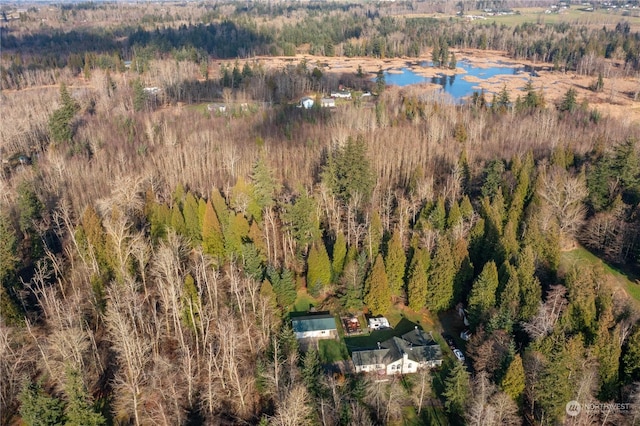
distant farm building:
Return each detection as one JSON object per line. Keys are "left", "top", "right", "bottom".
{"left": 331, "top": 91, "right": 352, "bottom": 99}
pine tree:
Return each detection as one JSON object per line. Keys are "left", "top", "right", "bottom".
{"left": 385, "top": 230, "right": 406, "bottom": 298}
{"left": 268, "top": 266, "right": 297, "bottom": 310}
{"left": 181, "top": 273, "right": 199, "bottom": 331}
{"left": 63, "top": 368, "right": 106, "bottom": 426}
{"left": 447, "top": 200, "right": 462, "bottom": 229}
{"left": 429, "top": 196, "right": 446, "bottom": 230}
{"left": 201, "top": 199, "right": 224, "bottom": 259}
{"left": 517, "top": 246, "right": 541, "bottom": 321}
{"left": 443, "top": 362, "right": 470, "bottom": 416}
{"left": 427, "top": 238, "right": 455, "bottom": 312}
{"left": 468, "top": 261, "right": 499, "bottom": 327}
{"left": 170, "top": 205, "right": 187, "bottom": 236}
{"left": 364, "top": 254, "right": 391, "bottom": 315}
{"left": 331, "top": 230, "right": 347, "bottom": 279}
{"left": 623, "top": 326, "right": 640, "bottom": 381}
{"left": 306, "top": 240, "right": 332, "bottom": 296}
{"left": 367, "top": 212, "right": 383, "bottom": 259}
{"left": 182, "top": 191, "right": 202, "bottom": 245}
{"left": 49, "top": 83, "right": 79, "bottom": 144}
{"left": 210, "top": 187, "right": 230, "bottom": 232}
{"left": 407, "top": 251, "right": 428, "bottom": 311}
{"left": 224, "top": 212, "right": 250, "bottom": 259}
{"left": 322, "top": 136, "right": 374, "bottom": 203}
{"left": 19, "top": 380, "right": 65, "bottom": 426}
{"left": 559, "top": 87, "right": 578, "bottom": 112}
{"left": 250, "top": 156, "right": 278, "bottom": 222}
{"left": 283, "top": 189, "right": 319, "bottom": 253}
{"left": 500, "top": 354, "right": 525, "bottom": 403}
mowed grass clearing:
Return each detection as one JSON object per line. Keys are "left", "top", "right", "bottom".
{"left": 561, "top": 246, "right": 640, "bottom": 307}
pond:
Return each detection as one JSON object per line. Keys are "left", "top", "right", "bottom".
{"left": 381, "top": 59, "right": 535, "bottom": 102}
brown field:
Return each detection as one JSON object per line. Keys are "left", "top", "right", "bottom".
{"left": 210, "top": 49, "right": 640, "bottom": 122}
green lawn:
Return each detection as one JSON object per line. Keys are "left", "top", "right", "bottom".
{"left": 344, "top": 304, "right": 442, "bottom": 351}
{"left": 467, "top": 7, "right": 640, "bottom": 29}
{"left": 293, "top": 291, "right": 318, "bottom": 312}
{"left": 318, "top": 339, "right": 349, "bottom": 363}
{"left": 561, "top": 246, "right": 640, "bottom": 306}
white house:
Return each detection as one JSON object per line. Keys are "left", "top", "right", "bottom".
{"left": 320, "top": 98, "right": 336, "bottom": 108}
{"left": 331, "top": 91, "right": 352, "bottom": 99}
{"left": 352, "top": 328, "right": 443, "bottom": 375}
{"left": 291, "top": 314, "right": 337, "bottom": 340}
{"left": 299, "top": 97, "right": 315, "bottom": 109}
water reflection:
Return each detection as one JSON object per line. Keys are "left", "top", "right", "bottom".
{"left": 380, "top": 59, "right": 535, "bottom": 101}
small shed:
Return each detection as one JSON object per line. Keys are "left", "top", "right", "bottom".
{"left": 291, "top": 314, "right": 337, "bottom": 340}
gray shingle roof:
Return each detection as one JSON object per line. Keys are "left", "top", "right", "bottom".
{"left": 352, "top": 329, "right": 442, "bottom": 366}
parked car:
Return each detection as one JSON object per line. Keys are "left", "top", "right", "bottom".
{"left": 453, "top": 349, "right": 465, "bottom": 362}
{"left": 460, "top": 330, "right": 472, "bottom": 341}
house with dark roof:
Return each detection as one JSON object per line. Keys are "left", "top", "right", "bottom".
{"left": 291, "top": 314, "right": 338, "bottom": 340}
{"left": 351, "top": 328, "right": 443, "bottom": 375}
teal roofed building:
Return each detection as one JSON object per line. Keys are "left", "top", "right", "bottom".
{"left": 291, "top": 314, "right": 338, "bottom": 340}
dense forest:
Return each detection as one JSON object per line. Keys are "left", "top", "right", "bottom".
{"left": 3, "top": 0, "right": 640, "bottom": 90}
{"left": 2, "top": 1, "right": 640, "bottom": 426}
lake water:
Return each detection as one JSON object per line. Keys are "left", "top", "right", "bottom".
{"left": 381, "top": 60, "right": 533, "bottom": 101}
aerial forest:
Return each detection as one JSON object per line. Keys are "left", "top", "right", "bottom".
{"left": 1, "top": 1, "right": 640, "bottom": 425}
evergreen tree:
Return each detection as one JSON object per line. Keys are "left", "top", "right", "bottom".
{"left": 427, "top": 238, "right": 455, "bottom": 312}
{"left": 467, "top": 261, "right": 499, "bottom": 327}
{"left": 498, "top": 262, "right": 520, "bottom": 320}
{"left": 407, "top": 251, "right": 428, "bottom": 311}
{"left": 0, "top": 213, "right": 22, "bottom": 324}
{"left": 364, "top": 254, "right": 391, "bottom": 315}
{"left": 249, "top": 156, "right": 278, "bottom": 221}
{"left": 242, "top": 243, "right": 264, "bottom": 281}
{"left": 224, "top": 212, "right": 250, "bottom": 259}
{"left": 306, "top": 240, "right": 332, "bottom": 296}
{"left": 447, "top": 200, "right": 462, "bottom": 229}
{"left": 63, "top": 368, "right": 106, "bottom": 426}
{"left": 210, "top": 188, "right": 230, "bottom": 232}
{"left": 385, "top": 230, "right": 406, "bottom": 298}
{"left": 443, "top": 362, "right": 470, "bottom": 416}
{"left": 181, "top": 273, "right": 199, "bottom": 331}
{"left": 429, "top": 196, "right": 446, "bottom": 230}
{"left": 182, "top": 191, "right": 202, "bottom": 245}
{"left": 623, "top": 326, "right": 640, "bottom": 381}
{"left": 375, "top": 68, "right": 386, "bottom": 94}
{"left": 201, "top": 199, "right": 225, "bottom": 260}
{"left": 132, "top": 79, "right": 147, "bottom": 112}
{"left": 322, "top": 136, "right": 374, "bottom": 204}
{"left": 170, "top": 205, "right": 186, "bottom": 236}
{"left": 0, "top": 213, "right": 17, "bottom": 285}
{"left": 500, "top": 354, "right": 525, "bottom": 403}
{"left": 302, "top": 349, "right": 325, "bottom": 398}
{"left": 559, "top": 87, "right": 578, "bottom": 112}
{"left": 283, "top": 189, "right": 319, "bottom": 253}
{"left": 367, "top": 212, "right": 383, "bottom": 260}
{"left": 268, "top": 266, "right": 297, "bottom": 310}
{"left": 331, "top": 230, "right": 347, "bottom": 278}
{"left": 48, "top": 83, "right": 79, "bottom": 144}
{"left": 517, "top": 246, "right": 541, "bottom": 321}
{"left": 19, "top": 381, "right": 65, "bottom": 426}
